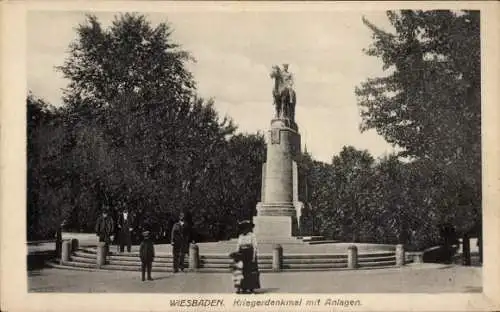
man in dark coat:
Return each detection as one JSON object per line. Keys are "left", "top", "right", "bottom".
{"left": 117, "top": 207, "right": 134, "bottom": 253}
{"left": 95, "top": 207, "right": 115, "bottom": 254}
{"left": 171, "top": 213, "right": 190, "bottom": 272}
{"left": 140, "top": 230, "right": 155, "bottom": 281}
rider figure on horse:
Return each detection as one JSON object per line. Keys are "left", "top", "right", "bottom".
{"left": 281, "top": 64, "right": 294, "bottom": 93}
{"left": 270, "top": 64, "right": 296, "bottom": 120}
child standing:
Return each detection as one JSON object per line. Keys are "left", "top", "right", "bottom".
{"left": 139, "top": 230, "right": 155, "bottom": 281}
{"left": 229, "top": 251, "right": 244, "bottom": 293}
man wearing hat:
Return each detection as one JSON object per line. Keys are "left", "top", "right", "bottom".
{"left": 117, "top": 206, "right": 134, "bottom": 253}
{"left": 95, "top": 206, "right": 115, "bottom": 255}
{"left": 171, "top": 212, "right": 190, "bottom": 272}
{"left": 140, "top": 230, "right": 155, "bottom": 281}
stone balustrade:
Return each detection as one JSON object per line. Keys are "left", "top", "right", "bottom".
{"left": 54, "top": 239, "right": 405, "bottom": 272}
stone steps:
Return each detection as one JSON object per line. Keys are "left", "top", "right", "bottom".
{"left": 283, "top": 258, "right": 347, "bottom": 265}
{"left": 47, "top": 261, "right": 102, "bottom": 272}
{"left": 299, "top": 236, "right": 325, "bottom": 241}
{"left": 74, "top": 250, "right": 273, "bottom": 263}
{"left": 282, "top": 253, "right": 347, "bottom": 259}
{"left": 308, "top": 240, "right": 339, "bottom": 245}
{"left": 71, "top": 253, "right": 395, "bottom": 267}
{"left": 50, "top": 260, "right": 268, "bottom": 273}
{"left": 282, "top": 263, "right": 347, "bottom": 269}
{"left": 359, "top": 260, "right": 397, "bottom": 267}
{"left": 358, "top": 252, "right": 396, "bottom": 258}
{"left": 201, "top": 263, "right": 272, "bottom": 270}
{"left": 201, "top": 254, "right": 272, "bottom": 259}
{"left": 359, "top": 255, "right": 397, "bottom": 262}
{"left": 54, "top": 247, "right": 399, "bottom": 273}
{"left": 49, "top": 260, "right": 398, "bottom": 273}
{"left": 70, "top": 255, "right": 99, "bottom": 264}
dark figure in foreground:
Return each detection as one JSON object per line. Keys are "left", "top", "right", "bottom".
{"left": 118, "top": 207, "right": 134, "bottom": 253}
{"left": 140, "top": 230, "right": 155, "bottom": 281}
{"left": 439, "top": 223, "right": 459, "bottom": 263}
{"left": 229, "top": 251, "right": 244, "bottom": 294}
{"left": 236, "top": 220, "right": 260, "bottom": 293}
{"left": 95, "top": 207, "right": 115, "bottom": 255}
{"left": 171, "top": 213, "right": 190, "bottom": 272}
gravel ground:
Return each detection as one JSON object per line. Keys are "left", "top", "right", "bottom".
{"left": 28, "top": 264, "right": 482, "bottom": 293}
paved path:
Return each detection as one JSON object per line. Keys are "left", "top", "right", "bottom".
{"left": 28, "top": 264, "right": 482, "bottom": 293}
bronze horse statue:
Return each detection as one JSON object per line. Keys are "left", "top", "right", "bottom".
{"left": 270, "top": 65, "right": 296, "bottom": 120}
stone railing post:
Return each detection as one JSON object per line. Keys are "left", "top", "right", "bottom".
{"left": 413, "top": 253, "right": 423, "bottom": 264}
{"left": 96, "top": 242, "right": 107, "bottom": 268}
{"left": 70, "top": 239, "right": 79, "bottom": 254}
{"left": 347, "top": 245, "right": 358, "bottom": 269}
{"left": 60, "top": 240, "right": 71, "bottom": 264}
{"left": 189, "top": 243, "right": 199, "bottom": 272}
{"left": 395, "top": 244, "right": 405, "bottom": 266}
{"left": 272, "top": 244, "right": 283, "bottom": 272}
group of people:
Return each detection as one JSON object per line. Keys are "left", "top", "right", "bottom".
{"left": 95, "top": 207, "right": 261, "bottom": 291}
{"left": 94, "top": 206, "right": 136, "bottom": 253}
{"left": 95, "top": 208, "right": 192, "bottom": 281}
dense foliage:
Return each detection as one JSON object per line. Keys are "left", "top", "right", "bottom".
{"left": 27, "top": 13, "right": 264, "bottom": 241}
{"left": 355, "top": 10, "right": 481, "bottom": 235}
{"left": 299, "top": 146, "right": 469, "bottom": 251}
{"left": 301, "top": 10, "right": 481, "bottom": 250}
{"left": 27, "top": 94, "right": 73, "bottom": 239}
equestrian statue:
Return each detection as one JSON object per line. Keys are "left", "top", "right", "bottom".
{"left": 270, "top": 64, "right": 296, "bottom": 121}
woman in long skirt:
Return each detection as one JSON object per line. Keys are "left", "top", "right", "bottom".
{"left": 236, "top": 220, "right": 260, "bottom": 293}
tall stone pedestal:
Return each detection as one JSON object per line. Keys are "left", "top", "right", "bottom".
{"left": 254, "top": 118, "right": 303, "bottom": 243}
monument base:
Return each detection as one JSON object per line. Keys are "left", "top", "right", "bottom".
{"left": 253, "top": 214, "right": 301, "bottom": 244}
{"left": 254, "top": 215, "right": 292, "bottom": 238}
{"left": 256, "top": 202, "right": 296, "bottom": 216}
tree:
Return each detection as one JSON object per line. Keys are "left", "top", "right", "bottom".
{"left": 307, "top": 147, "right": 443, "bottom": 249}
{"left": 356, "top": 11, "right": 481, "bottom": 235}
{"left": 307, "top": 160, "right": 336, "bottom": 239}
{"left": 28, "top": 13, "right": 271, "bottom": 242}
{"left": 27, "top": 93, "right": 75, "bottom": 239}
{"left": 331, "top": 146, "right": 375, "bottom": 242}
{"left": 367, "top": 156, "right": 441, "bottom": 249}
{"left": 58, "top": 13, "right": 195, "bottom": 112}
{"left": 53, "top": 13, "right": 237, "bottom": 238}
{"left": 309, "top": 146, "right": 375, "bottom": 241}
{"left": 191, "top": 133, "right": 265, "bottom": 241}
{"left": 295, "top": 148, "right": 316, "bottom": 235}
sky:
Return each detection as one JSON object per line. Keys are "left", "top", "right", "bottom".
{"left": 27, "top": 10, "right": 397, "bottom": 163}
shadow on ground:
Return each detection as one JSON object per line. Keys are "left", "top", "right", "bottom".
{"left": 254, "top": 288, "right": 279, "bottom": 294}
{"left": 150, "top": 275, "right": 172, "bottom": 281}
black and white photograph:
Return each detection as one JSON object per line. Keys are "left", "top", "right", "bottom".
{"left": 1, "top": 1, "right": 499, "bottom": 311}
